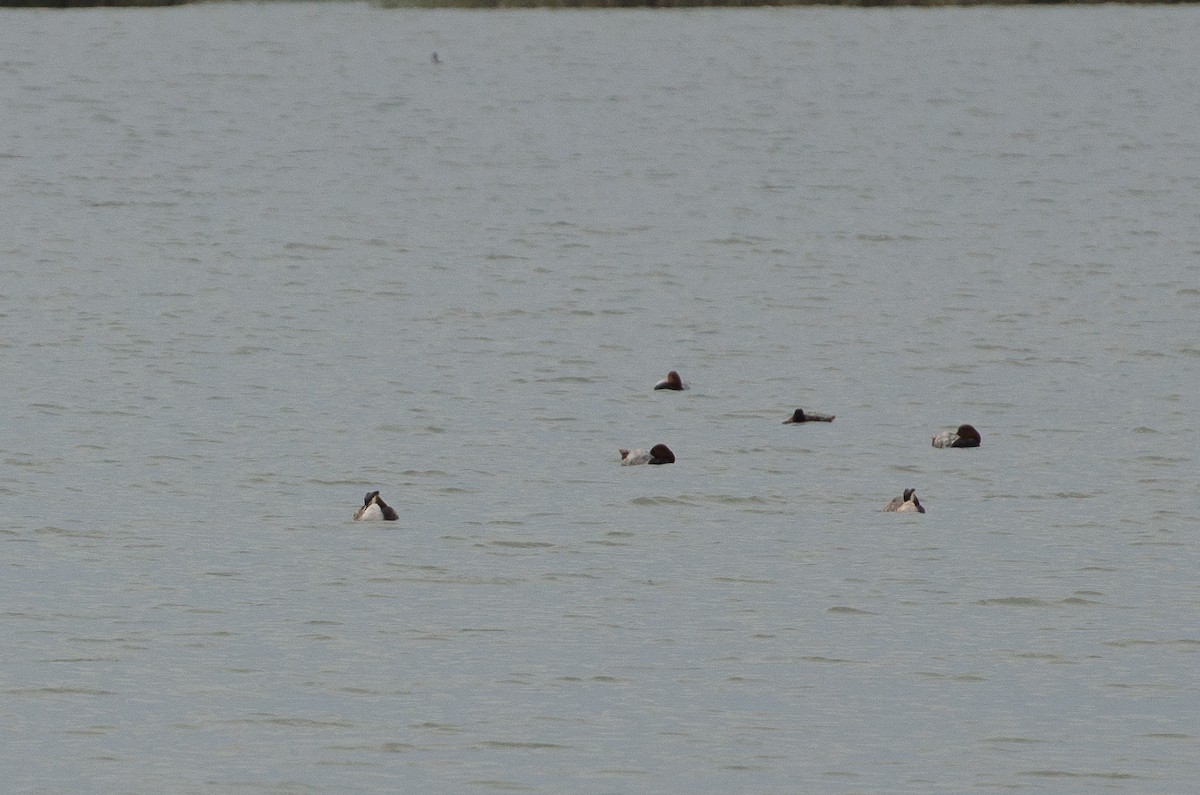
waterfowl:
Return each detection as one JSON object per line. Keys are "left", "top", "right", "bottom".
{"left": 353, "top": 490, "right": 399, "bottom": 521}
{"left": 931, "top": 424, "right": 981, "bottom": 448}
{"left": 619, "top": 444, "right": 676, "bottom": 465}
{"left": 884, "top": 488, "right": 925, "bottom": 513}
{"left": 783, "top": 408, "right": 835, "bottom": 423}
{"left": 653, "top": 370, "right": 688, "bottom": 391}
{"left": 883, "top": 488, "right": 915, "bottom": 511}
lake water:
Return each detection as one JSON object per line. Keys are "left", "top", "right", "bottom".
{"left": 2, "top": 3, "right": 1198, "bottom": 792}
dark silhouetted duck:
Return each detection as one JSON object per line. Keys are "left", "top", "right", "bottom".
{"left": 620, "top": 444, "right": 676, "bottom": 465}
{"left": 353, "top": 490, "right": 399, "bottom": 521}
{"left": 653, "top": 371, "right": 688, "bottom": 391}
{"left": 884, "top": 488, "right": 925, "bottom": 513}
{"left": 783, "top": 408, "right": 835, "bottom": 424}
{"left": 932, "top": 424, "right": 981, "bottom": 448}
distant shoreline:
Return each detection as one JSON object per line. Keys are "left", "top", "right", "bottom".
{"left": 2, "top": 0, "right": 1193, "bottom": 7}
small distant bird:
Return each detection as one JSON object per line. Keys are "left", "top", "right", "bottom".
{"left": 782, "top": 408, "right": 835, "bottom": 424}
{"left": 932, "top": 424, "right": 981, "bottom": 448}
{"left": 884, "top": 488, "right": 925, "bottom": 513}
{"left": 353, "top": 490, "right": 399, "bottom": 521}
{"left": 620, "top": 444, "right": 676, "bottom": 465}
{"left": 431, "top": 52, "right": 441, "bottom": 65}
{"left": 653, "top": 370, "right": 688, "bottom": 391}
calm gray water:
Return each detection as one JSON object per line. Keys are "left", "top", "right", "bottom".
{"left": 2, "top": 3, "right": 1198, "bottom": 792}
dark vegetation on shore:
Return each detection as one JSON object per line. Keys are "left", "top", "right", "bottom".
{"left": 2, "top": 0, "right": 1191, "bottom": 7}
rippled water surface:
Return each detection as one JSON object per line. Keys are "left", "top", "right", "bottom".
{"left": 2, "top": 4, "right": 1198, "bottom": 792}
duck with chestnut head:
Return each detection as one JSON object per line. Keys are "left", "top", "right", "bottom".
{"left": 653, "top": 371, "right": 688, "bottom": 391}
{"left": 932, "top": 424, "right": 981, "bottom": 448}
{"left": 620, "top": 444, "right": 676, "bottom": 465}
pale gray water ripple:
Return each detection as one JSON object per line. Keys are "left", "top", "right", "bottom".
{"left": 3, "top": 4, "right": 1200, "bottom": 794}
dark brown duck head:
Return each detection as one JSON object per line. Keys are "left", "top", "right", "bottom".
{"left": 654, "top": 370, "right": 687, "bottom": 391}
{"left": 648, "top": 444, "right": 675, "bottom": 464}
